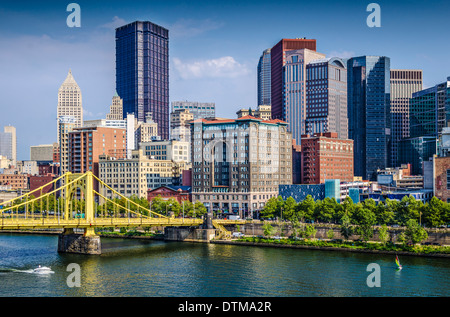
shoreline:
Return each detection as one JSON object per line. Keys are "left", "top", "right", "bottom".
{"left": 1, "top": 230, "right": 449, "bottom": 258}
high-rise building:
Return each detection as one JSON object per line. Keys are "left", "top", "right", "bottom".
{"left": 116, "top": 21, "right": 169, "bottom": 139}
{"left": 282, "top": 49, "right": 326, "bottom": 143}
{"left": 140, "top": 139, "right": 190, "bottom": 163}
{"left": 57, "top": 70, "right": 83, "bottom": 143}
{"left": 99, "top": 149, "right": 186, "bottom": 198}
{"left": 347, "top": 56, "right": 391, "bottom": 181}
{"left": 30, "top": 144, "right": 55, "bottom": 162}
{"left": 106, "top": 92, "right": 123, "bottom": 120}
{"left": 135, "top": 113, "right": 159, "bottom": 147}
{"left": 257, "top": 48, "right": 271, "bottom": 106}
{"left": 300, "top": 132, "right": 354, "bottom": 184}
{"left": 170, "top": 109, "right": 194, "bottom": 142}
{"left": 190, "top": 115, "right": 293, "bottom": 218}
{"left": 306, "top": 58, "right": 348, "bottom": 139}
{"left": 68, "top": 126, "right": 127, "bottom": 176}
{"left": 390, "top": 70, "right": 423, "bottom": 167}
{"left": 270, "top": 38, "right": 317, "bottom": 121}
{"left": 171, "top": 101, "right": 215, "bottom": 119}
{"left": 398, "top": 77, "right": 450, "bottom": 175}
{"left": 0, "top": 126, "right": 16, "bottom": 167}
{"left": 58, "top": 116, "right": 77, "bottom": 175}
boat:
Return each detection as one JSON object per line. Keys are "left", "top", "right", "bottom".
{"left": 33, "top": 265, "right": 54, "bottom": 274}
{"left": 395, "top": 255, "right": 402, "bottom": 270}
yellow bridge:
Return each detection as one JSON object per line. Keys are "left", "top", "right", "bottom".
{"left": 0, "top": 172, "right": 245, "bottom": 254}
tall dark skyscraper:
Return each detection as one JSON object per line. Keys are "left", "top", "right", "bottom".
{"left": 257, "top": 48, "right": 271, "bottom": 106}
{"left": 116, "top": 21, "right": 169, "bottom": 140}
{"left": 347, "top": 56, "right": 391, "bottom": 181}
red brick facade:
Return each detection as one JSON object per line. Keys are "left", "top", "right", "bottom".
{"left": 301, "top": 132, "right": 354, "bottom": 184}
{"left": 147, "top": 186, "right": 191, "bottom": 204}
{"left": 434, "top": 156, "right": 450, "bottom": 202}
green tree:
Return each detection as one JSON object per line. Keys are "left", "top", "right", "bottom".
{"left": 422, "top": 197, "right": 445, "bottom": 228}
{"left": 352, "top": 205, "right": 376, "bottom": 242}
{"left": 395, "top": 195, "right": 422, "bottom": 226}
{"left": 378, "top": 224, "right": 389, "bottom": 245}
{"left": 304, "top": 224, "right": 317, "bottom": 240}
{"left": 282, "top": 196, "right": 297, "bottom": 221}
{"left": 192, "top": 201, "right": 207, "bottom": 218}
{"left": 261, "top": 196, "right": 279, "bottom": 219}
{"left": 327, "top": 229, "right": 335, "bottom": 240}
{"left": 315, "top": 198, "right": 338, "bottom": 223}
{"left": 296, "top": 195, "right": 316, "bottom": 222}
{"left": 340, "top": 214, "right": 354, "bottom": 241}
{"left": 404, "top": 219, "right": 428, "bottom": 245}
{"left": 374, "top": 200, "right": 395, "bottom": 225}
{"left": 262, "top": 222, "right": 274, "bottom": 237}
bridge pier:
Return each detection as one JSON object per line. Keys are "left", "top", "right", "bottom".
{"left": 57, "top": 228, "right": 101, "bottom": 255}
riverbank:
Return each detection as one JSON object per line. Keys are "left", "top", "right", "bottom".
{"left": 2, "top": 229, "right": 450, "bottom": 258}
{"left": 211, "top": 237, "right": 450, "bottom": 258}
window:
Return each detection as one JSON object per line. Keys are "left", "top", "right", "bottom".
{"left": 447, "top": 170, "right": 450, "bottom": 190}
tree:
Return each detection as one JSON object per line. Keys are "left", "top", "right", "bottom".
{"left": 262, "top": 222, "right": 274, "bottom": 237}
{"left": 422, "top": 197, "right": 445, "bottom": 228}
{"left": 315, "top": 198, "right": 337, "bottom": 223}
{"left": 304, "top": 224, "right": 317, "bottom": 240}
{"left": 296, "top": 195, "right": 316, "bottom": 222}
{"left": 327, "top": 229, "right": 335, "bottom": 240}
{"left": 192, "top": 201, "right": 207, "bottom": 218}
{"left": 395, "top": 195, "right": 422, "bottom": 226}
{"left": 261, "top": 197, "right": 279, "bottom": 219}
{"left": 352, "top": 204, "right": 376, "bottom": 242}
{"left": 340, "top": 214, "right": 354, "bottom": 241}
{"left": 378, "top": 224, "right": 389, "bottom": 245}
{"left": 404, "top": 219, "right": 428, "bottom": 245}
{"left": 374, "top": 200, "right": 395, "bottom": 225}
{"left": 282, "top": 197, "right": 297, "bottom": 221}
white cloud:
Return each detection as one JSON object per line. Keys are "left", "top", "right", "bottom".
{"left": 327, "top": 50, "right": 356, "bottom": 59}
{"left": 100, "top": 16, "right": 128, "bottom": 30}
{"left": 173, "top": 56, "right": 251, "bottom": 80}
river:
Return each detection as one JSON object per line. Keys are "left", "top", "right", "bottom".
{"left": 0, "top": 233, "right": 449, "bottom": 297}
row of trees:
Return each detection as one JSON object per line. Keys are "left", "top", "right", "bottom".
{"left": 261, "top": 195, "right": 450, "bottom": 229}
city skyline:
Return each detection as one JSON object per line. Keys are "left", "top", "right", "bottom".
{"left": 1, "top": 0, "right": 450, "bottom": 160}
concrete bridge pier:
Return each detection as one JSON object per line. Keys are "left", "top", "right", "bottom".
{"left": 57, "top": 228, "right": 101, "bottom": 255}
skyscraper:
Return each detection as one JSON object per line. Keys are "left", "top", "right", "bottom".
{"left": 306, "top": 57, "right": 348, "bottom": 139}
{"left": 171, "top": 101, "right": 215, "bottom": 119}
{"left": 0, "top": 126, "right": 17, "bottom": 167}
{"left": 116, "top": 21, "right": 169, "bottom": 139}
{"left": 257, "top": 48, "right": 271, "bottom": 106}
{"left": 57, "top": 70, "right": 83, "bottom": 143}
{"left": 282, "top": 49, "right": 325, "bottom": 143}
{"left": 390, "top": 70, "right": 423, "bottom": 167}
{"left": 347, "top": 56, "right": 391, "bottom": 181}
{"left": 106, "top": 92, "right": 124, "bottom": 120}
{"left": 270, "top": 38, "right": 317, "bottom": 121}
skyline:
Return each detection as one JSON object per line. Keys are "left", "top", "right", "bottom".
{"left": 1, "top": 0, "right": 450, "bottom": 160}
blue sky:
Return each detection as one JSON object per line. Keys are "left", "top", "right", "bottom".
{"left": 0, "top": 0, "right": 449, "bottom": 160}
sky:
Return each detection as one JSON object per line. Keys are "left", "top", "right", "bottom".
{"left": 0, "top": 0, "right": 449, "bottom": 160}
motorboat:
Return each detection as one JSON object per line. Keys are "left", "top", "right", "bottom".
{"left": 33, "top": 265, "right": 54, "bottom": 274}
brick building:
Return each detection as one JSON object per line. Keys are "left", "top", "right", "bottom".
{"left": 301, "top": 132, "right": 354, "bottom": 184}
{"left": 29, "top": 174, "right": 55, "bottom": 198}
{"left": 434, "top": 156, "right": 450, "bottom": 202}
{"left": 147, "top": 185, "right": 191, "bottom": 204}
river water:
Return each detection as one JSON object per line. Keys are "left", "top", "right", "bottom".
{"left": 0, "top": 233, "right": 448, "bottom": 297}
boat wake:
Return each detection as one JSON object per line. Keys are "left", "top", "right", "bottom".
{"left": 0, "top": 266, "right": 55, "bottom": 275}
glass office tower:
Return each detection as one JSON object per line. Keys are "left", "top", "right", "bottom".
{"left": 257, "top": 48, "right": 271, "bottom": 106}
{"left": 116, "top": 21, "right": 169, "bottom": 140}
{"left": 347, "top": 56, "right": 391, "bottom": 181}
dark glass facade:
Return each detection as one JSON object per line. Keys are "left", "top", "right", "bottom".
{"left": 347, "top": 56, "right": 391, "bottom": 181}
{"left": 116, "top": 21, "right": 169, "bottom": 140}
{"left": 257, "top": 48, "right": 271, "bottom": 106}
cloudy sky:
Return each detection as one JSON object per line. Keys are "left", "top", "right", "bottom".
{"left": 0, "top": 0, "right": 449, "bottom": 160}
